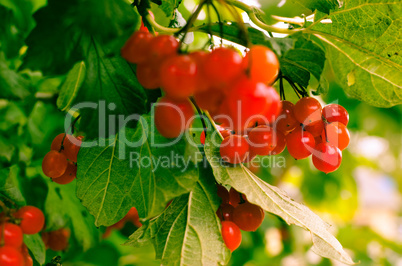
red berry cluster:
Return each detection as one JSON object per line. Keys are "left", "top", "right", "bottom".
{"left": 121, "top": 29, "right": 281, "bottom": 139}
{"left": 216, "top": 185, "right": 264, "bottom": 251}
{"left": 0, "top": 206, "right": 45, "bottom": 265}
{"left": 41, "top": 228, "right": 70, "bottom": 252}
{"left": 214, "top": 99, "right": 349, "bottom": 173}
{"left": 277, "top": 98, "right": 350, "bottom": 173}
{"left": 42, "top": 134, "right": 82, "bottom": 184}
{"left": 103, "top": 207, "right": 142, "bottom": 239}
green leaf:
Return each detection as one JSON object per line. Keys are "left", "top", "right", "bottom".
{"left": 0, "top": 165, "right": 26, "bottom": 205}
{"left": 21, "top": 0, "right": 139, "bottom": 75}
{"left": 309, "top": 0, "right": 402, "bottom": 107}
{"left": 160, "top": 0, "right": 181, "bottom": 17}
{"left": 73, "top": 39, "right": 148, "bottom": 139}
{"left": 0, "top": 135, "right": 15, "bottom": 162}
{"left": 204, "top": 131, "right": 355, "bottom": 265}
{"left": 76, "top": 115, "right": 199, "bottom": 227}
{"left": 126, "top": 166, "right": 230, "bottom": 266}
{"left": 23, "top": 234, "right": 46, "bottom": 265}
{"left": 21, "top": 0, "right": 84, "bottom": 75}
{"left": 292, "top": 0, "right": 341, "bottom": 14}
{"left": 0, "top": 54, "right": 31, "bottom": 100}
{"left": 44, "top": 180, "right": 99, "bottom": 251}
{"left": 57, "top": 61, "right": 86, "bottom": 111}
{"left": 281, "top": 33, "right": 326, "bottom": 87}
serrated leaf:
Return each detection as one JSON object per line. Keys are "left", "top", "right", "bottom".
{"left": 292, "top": 0, "right": 341, "bottom": 14}
{"left": 76, "top": 115, "right": 199, "bottom": 227}
{"left": 57, "top": 61, "right": 86, "bottom": 111}
{"left": 281, "top": 33, "right": 326, "bottom": 87}
{"left": 125, "top": 166, "right": 230, "bottom": 266}
{"left": 309, "top": 0, "right": 402, "bottom": 107}
{"left": 44, "top": 181, "right": 99, "bottom": 251}
{"left": 204, "top": 132, "right": 355, "bottom": 265}
{"left": 0, "top": 165, "right": 26, "bottom": 205}
{"left": 72, "top": 38, "right": 148, "bottom": 139}
{"left": 23, "top": 234, "right": 46, "bottom": 265}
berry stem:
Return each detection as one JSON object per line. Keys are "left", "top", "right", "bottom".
{"left": 189, "top": 97, "right": 208, "bottom": 139}
{"left": 204, "top": 111, "right": 225, "bottom": 141}
{"left": 225, "top": 0, "right": 302, "bottom": 34}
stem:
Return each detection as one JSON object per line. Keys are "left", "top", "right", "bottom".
{"left": 225, "top": 0, "right": 302, "bottom": 34}
{"left": 189, "top": 97, "right": 208, "bottom": 139}
{"left": 204, "top": 112, "right": 224, "bottom": 140}
{"left": 176, "top": 0, "right": 206, "bottom": 42}
{"left": 209, "top": 2, "right": 224, "bottom": 45}
{"left": 279, "top": 74, "right": 285, "bottom": 101}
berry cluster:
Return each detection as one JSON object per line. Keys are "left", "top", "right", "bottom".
{"left": 42, "top": 134, "right": 82, "bottom": 184}
{"left": 121, "top": 29, "right": 281, "bottom": 139}
{"left": 103, "top": 207, "right": 142, "bottom": 238}
{"left": 277, "top": 99, "right": 350, "bottom": 173}
{"left": 0, "top": 206, "right": 45, "bottom": 265}
{"left": 41, "top": 228, "right": 70, "bottom": 252}
{"left": 216, "top": 185, "right": 264, "bottom": 251}
{"left": 214, "top": 99, "right": 349, "bottom": 173}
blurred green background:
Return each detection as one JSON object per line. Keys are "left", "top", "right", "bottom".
{"left": 0, "top": 0, "right": 401, "bottom": 265}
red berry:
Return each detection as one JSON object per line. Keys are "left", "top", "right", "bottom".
{"left": 160, "top": 55, "right": 198, "bottom": 99}
{"left": 42, "top": 150, "right": 68, "bottom": 178}
{"left": 217, "top": 204, "right": 235, "bottom": 221}
{"left": 269, "top": 130, "right": 286, "bottom": 155}
{"left": 323, "top": 104, "right": 349, "bottom": 126}
{"left": 248, "top": 125, "right": 276, "bottom": 156}
{"left": 322, "top": 122, "right": 350, "bottom": 150}
{"left": 20, "top": 245, "right": 33, "bottom": 266}
{"left": 275, "top": 101, "right": 298, "bottom": 133}
{"left": 189, "top": 50, "right": 210, "bottom": 92}
{"left": 194, "top": 87, "right": 225, "bottom": 114}
{"left": 304, "top": 120, "right": 324, "bottom": 137}
{"left": 121, "top": 31, "right": 153, "bottom": 64}
{"left": 312, "top": 143, "right": 342, "bottom": 173}
{"left": 63, "top": 135, "right": 82, "bottom": 162}
{"left": 0, "top": 223, "right": 24, "bottom": 248}
{"left": 125, "top": 207, "right": 142, "bottom": 228}
{"left": 45, "top": 228, "right": 70, "bottom": 251}
{"left": 52, "top": 162, "right": 76, "bottom": 185}
{"left": 0, "top": 246, "right": 24, "bottom": 266}
{"left": 50, "top": 133, "right": 65, "bottom": 151}
{"left": 293, "top": 97, "right": 322, "bottom": 126}
{"left": 14, "top": 206, "right": 45, "bottom": 235}
{"left": 228, "top": 188, "right": 247, "bottom": 208}
{"left": 204, "top": 47, "right": 243, "bottom": 89}
{"left": 243, "top": 45, "right": 279, "bottom": 85}
{"left": 154, "top": 97, "right": 194, "bottom": 138}
{"left": 148, "top": 35, "right": 179, "bottom": 64}
{"left": 217, "top": 184, "right": 230, "bottom": 204}
{"left": 226, "top": 75, "right": 280, "bottom": 131}
{"left": 221, "top": 221, "right": 242, "bottom": 252}
{"left": 136, "top": 62, "right": 161, "bottom": 89}
{"left": 219, "top": 135, "right": 249, "bottom": 164}
{"left": 232, "top": 202, "right": 265, "bottom": 231}
{"left": 286, "top": 126, "right": 315, "bottom": 159}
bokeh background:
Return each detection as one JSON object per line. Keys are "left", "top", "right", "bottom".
{"left": 0, "top": 0, "right": 401, "bottom": 265}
